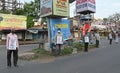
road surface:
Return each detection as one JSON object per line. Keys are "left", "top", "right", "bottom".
{"left": 0, "top": 39, "right": 120, "bottom": 73}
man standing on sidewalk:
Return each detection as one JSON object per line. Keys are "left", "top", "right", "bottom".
{"left": 84, "top": 32, "right": 90, "bottom": 52}
{"left": 54, "top": 29, "right": 64, "bottom": 56}
{"left": 6, "top": 29, "right": 19, "bottom": 67}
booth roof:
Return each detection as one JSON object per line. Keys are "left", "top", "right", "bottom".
{"left": 0, "top": 29, "right": 26, "bottom": 31}
{"left": 69, "top": 0, "right": 75, "bottom": 3}
{"left": 28, "top": 27, "right": 48, "bottom": 34}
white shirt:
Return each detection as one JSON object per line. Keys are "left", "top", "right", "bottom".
{"left": 109, "top": 33, "right": 112, "bottom": 39}
{"left": 6, "top": 33, "right": 19, "bottom": 50}
{"left": 57, "top": 35, "right": 63, "bottom": 44}
{"left": 85, "top": 36, "right": 89, "bottom": 43}
{"left": 95, "top": 33, "right": 100, "bottom": 40}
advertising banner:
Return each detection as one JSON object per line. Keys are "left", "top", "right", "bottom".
{"left": 40, "top": 0, "right": 52, "bottom": 17}
{"left": 0, "top": 13, "right": 26, "bottom": 30}
{"left": 76, "top": 0, "right": 96, "bottom": 13}
{"left": 70, "top": 1, "right": 77, "bottom": 18}
{"left": 53, "top": 0, "right": 69, "bottom": 17}
{"left": 50, "top": 18, "right": 71, "bottom": 40}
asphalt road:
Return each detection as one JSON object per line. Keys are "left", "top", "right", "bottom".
{"left": 0, "top": 39, "right": 120, "bottom": 73}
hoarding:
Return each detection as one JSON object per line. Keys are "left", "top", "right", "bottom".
{"left": 70, "top": 1, "right": 76, "bottom": 18}
{"left": 50, "top": 18, "right": 71, "bottom": 40}
{"left": 53, "top": 0, "right": 69, "bottom": 17}
{"left": 40, "top": 0, "right": 52, "bottom": 17}
{"left": 76, "top": 0, "right": 96, "bottom": 13}
{"left": 0, "top": 13, "right": 26, "bottom": 30}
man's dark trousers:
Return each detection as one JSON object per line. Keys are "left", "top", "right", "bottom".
{"left": 84, "top": 43, "right": 88, "bottom": 52}
{"left": 96, "top": 40, "right": 99, "bottom": 47}
{"left": 7, "top": 50, "right": 18, "bottom": 67}
{"left": 110, "top": 39, "right": 112, "bottom": 45}
{"left": 56, "top": 44, "right": 61, "bottom": 56}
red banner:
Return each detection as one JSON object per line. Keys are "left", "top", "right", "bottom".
{"left": 82, "top": 22, "right": 90, "bottom": 36}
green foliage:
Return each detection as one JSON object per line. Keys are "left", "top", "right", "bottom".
{"left": 103, "top": 18, "right": 108, "bottom": 21}
{"left": 24, "top": 2, "right": 35, "bottom": 14}
{"left": 89, "top": 44, "right": 96, "bottom": 49}
{"left": 27, "top": 15, "right": 34, "bottom": 28}
{"left": 41, "top": 17, "right": 47, "bottom": 24}
{"left": 72, "top": 42, "right": 84, "bottom": 51}
{"left": 16, "top": 8, "right": 25, "bottom": 15}
{"left": 61, "top": 46, "right": 73, "bottom": 55}
{"left": 0, "top": 10, "right": 11, "bottom": 14}
{"left": 33, "top": 48, "right": 52, "bottom": 59}
{"left": 24, "top": 1, "right": 41, "bottom": 28}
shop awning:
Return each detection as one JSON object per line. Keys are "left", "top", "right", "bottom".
{"left": 28, "top": 27, "right": 48, "bottom": 34}
{"left": 69, "top": 0, "right": 75, "bottom": 3}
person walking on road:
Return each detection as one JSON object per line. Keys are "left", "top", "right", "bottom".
{"left": 115, "top": 31, "right": 119, "bottom": 44}
{"left": 95, "top": 31, "right": 100, "bottom": 48}
{"left": 6, "top": 29, "right": 19, "bottom": 67}
{"left": 108, "top": 31, "right": 113, "bottom": 45}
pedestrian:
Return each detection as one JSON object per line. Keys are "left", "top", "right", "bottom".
{"left": 108, "top": 31, "right": 113, "bottom": 45}
{"left": 84, "top": 32, "right": 90, "bottom": 52}
{"left": 115, "top": 31, "right": 119, "bottom": 44}
{"left": 95, "top": 31, "right": 100, "bottom": 48}
{"left": 6, "top": 29, "right": 19, "bottom": 67}
{"left": 54, "top": 29, "right": 64, "bottom": 56}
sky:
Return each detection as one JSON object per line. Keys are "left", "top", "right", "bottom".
{"left": 95, "top": 0, "right": 120, "bottom": 18}
{"left": 21, "top": 0, "right": 120, "bottom": 18}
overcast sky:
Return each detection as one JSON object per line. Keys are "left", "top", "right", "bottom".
{"left": 21, "top": 0, "right": 120, "bottom": 18}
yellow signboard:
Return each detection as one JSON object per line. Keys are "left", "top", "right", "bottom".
{"left": 0, "top": 13, "right": 27, "bottom": 30}
{"left": 53, "top": 0, "right": 69, "bottom": 17}
{"left": 55, "top": 24, "right": 68, "bottom": 28}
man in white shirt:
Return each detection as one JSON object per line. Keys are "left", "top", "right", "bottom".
{"left": 6, "top": 29, "right": 19, "bottom": 67}
{"left": 54, "top": 29, "right": 64, "bottom": 56}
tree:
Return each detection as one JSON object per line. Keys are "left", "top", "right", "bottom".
{"left": 27, "top": 15, "right": 34, "bottom": 28}
{"left": 16, "top": 8, "right": 25, "bottom": 15}
{"left": 108, "top": 13, "right": 120, "bottom": 24}
{"left": 103, "top": 18, "right": 108, "bottom": 25}
{"left": 107, "top": 13, "right": 120, "bottom": 30}
{"left": 23, "top": 0, "right": 40, "bottom": 28}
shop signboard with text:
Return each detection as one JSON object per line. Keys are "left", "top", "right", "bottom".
{"left": 40, "top": 0, "right": 69, "bottom": 17}
{"left": 53, "top": 0, "right": 69, "bottom": 17}
{"left": 76, "top": 0, "right": 96, "bottom": 13}
{"left": 0, "top": 13, "right": 26, "bottom": 30}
